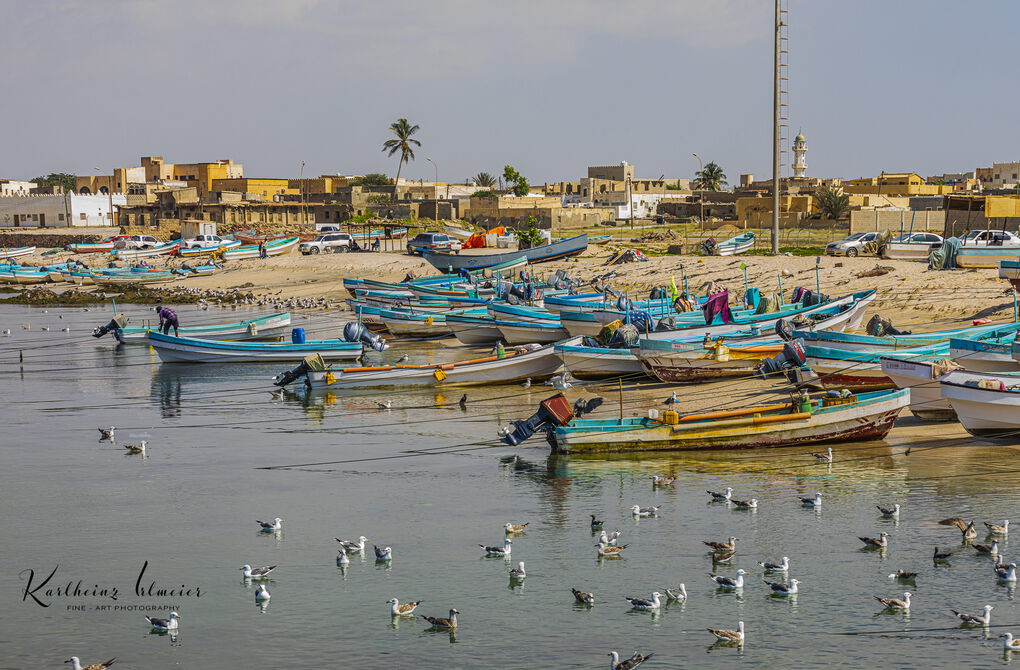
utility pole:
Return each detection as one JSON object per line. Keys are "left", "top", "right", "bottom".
{"left": 771, "top": 0, "right": 782, "bottom": 254}
{"left": 626, "top": 175, "right": 634, "bottom": 229}
{"left": 692, "top": 153, "right": 704, "bottom": 230}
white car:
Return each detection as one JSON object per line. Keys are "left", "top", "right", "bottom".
{"left": 960, "top": 230, "right": 1020, "bottom": 247}
{"left": 299, "top": 233, "right": 354, "bottom": 254}
{"left": 181, "top": 234, "right": 227, "bottom": 249}
{"left": 113, "top": 234, "right": 162, "bottom": 250}
{"left": 825, "top": 232, "right": 881, "bottom": 257}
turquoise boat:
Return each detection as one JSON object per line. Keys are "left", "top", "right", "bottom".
{"left": 146, "top": 331, "right": 362, "bottom": 363}
{"left": 794, "top": 322, "right": 1020, "bottom": 351}
{"left": 103, "top": 312, "right": 293, "bottom": 344}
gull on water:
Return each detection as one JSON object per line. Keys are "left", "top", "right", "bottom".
{"left": 732, "top": 498, "right": 758, "bottom": 509}
{"left": 663, "top": 584, "right": 687, "bottom": 601}
{"left": 707, "top": 620, "right": 744, "bottom": 643}
{"left": 888, "top": 570, "right": 918, "bottom": 581}
{"left": 64, "top": 658, "right": 116, "bottom": 670}
{"left": 764, "top": 578, "right": 801, "bottom": 595}
{"left": 599, "top": 530, "right": 621, "bottom": 546}
{"left": 240, "top": 565, "right": 277, "bottom": 579}
{"left": 758, "top": 557, "right": 790, "bottom": 572}
{"left": 624, "top": 592, "right": 663, "bottom": 610}
{"left": 875, "top": 592, "right": 911, "bottom": 611}
{"left": 707, "top": 487, "right": 733, "bottom": 501}
{"left": 376, "top": 400, "right": 392, "bottom": 409}
{"left": 124, "top": 441, "right": 147, "bottom": 454}
{"left": 704, "top": 537, "right": 737, "bottom": 552}
{"left": 505, "top": 522, "right": 529, "bottom": 533}
{"left": 608, "top": 651, "right": 654, "bottom": 670}
{"left": 941, "top": 517, "right": 978, "bottom": 540}
{"left": 859, "top": 532, "right": 889, "bottom": 549}
{"left": 336, "top": 536, "right": 369, "bottom": 553}
{"left": 388, "top": 598, "right": 422, "bottom": 616}
{"left": 995, "top": 563, "right": 1018, "bottom": 582}
{"left": 336, "top": 550, "right": 350, "bottom": 566}
{"left": 590, "top": 514, "right": 604, "bottom": 529}
{"left": 374, "top": 545, "right": 393, "bottom": 560}
{"left": 877, "top": 504, "right": 900, "bottom": 518}
{"left": 973, "top": 540, "right": 999, "bottom": 556}
{"left": 933, "top": 547, "right": 954, "bottom": 561}
{"left": 145, "top": 611, "right": 180, "bottom": 631}
{"left": 509, "top": 561, "right": 526, "bottom": 579}
{"left": 652, "top": 474, "right": 677, "bottom": 487}
{"left": 255, "top": 584, "right": 271, "bottom": 602}
{"left": 572, "top": 588, "right": 596, "bottom": 604}
{"left": 986, "top": 520, "right": 1010, "bottom": 535}
{"left": 596, "top": 543, "right": 628, "bottom": 557}
{"left": 951, "top": 605, "right": 992, "bottom": 625}
{"left": 630, "top": 505, "right": 659, "bottom": 517}
{"left": 799, "top": 493, "right": 822, "bottom": 507}
{"left": 480, "top": 538, "right": 512, "bottom": 556}
{"left": 422, "top": 608, "right": 459, "bottom": 629}
{"left": 97, "top": 426, "right": 115, "bottom": 440}
{"left": 709, "top": 569, "right": 747, "bottom": 588}
{"left": 1003, "top": 633, "right": 1020, "bottom": 652}
{"left": 712, "top": 550, "right": 736, "bottom": 564}
{"left": 811, "top": 447, "right": 833, "bottom": 463}
{"left": 257, "top": 518, "right": 283, "bottom": 532}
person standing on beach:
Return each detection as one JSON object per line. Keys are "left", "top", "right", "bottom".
{"left": 155, "top": 305, "right": 180, "bottom": 336}
{"left": 259, "top": 240, "right": 267, "bottom": 258}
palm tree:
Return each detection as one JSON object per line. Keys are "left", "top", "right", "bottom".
{"left": 474, "top": 172, "right": 496, "bottom": 188}
{"left": 815, "top": 184, "right": 850, "bottom": 220}
{"left": 381, "top": 118, "right": 421, "bottom": 182}
{"left": 693, "top": 162, "right": 727, "bottom": 191}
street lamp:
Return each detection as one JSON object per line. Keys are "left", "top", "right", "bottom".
{"left": 692, "top": 153, "right": 704, "bottom": 229}
{"left": 94, "top": 167, "right": 114, "bottom": 228}
{"left": 425, "top": 157, "right": 440, "bottom": 221}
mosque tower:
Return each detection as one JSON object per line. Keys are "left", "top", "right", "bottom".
{"left": 792, "top": 130, "right": 808, "bottom": 178}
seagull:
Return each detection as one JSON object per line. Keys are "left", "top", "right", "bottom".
{"left": 240, "top": 564, "right": 277, "bottom": 579}
{"left": 933, "top": 547, "right": 954, "bottom": 561}
{"left": 630, "top": 505, "right": 659, "bottom": 517}
{"left": 548, "top": 373, "right": 573, "bottom": 390}
{"left": 255, "top": 584, "right": 271, "bottom": 601}
{"left": 480, "top": 538, "right": 512, "bottom": 556}
{"left": 811, "top": 447, "right": 833, "bottom": 463}
{"left": 388, "top": 598, "right": 422, "bottom": 616}
{"left": 374, "top": 545, "right": 393, "bottom": 560}
{"left": 663, "top": 391, "right": 679, "bottom": 405}
{"left": 732, "top": 498, "right": 758, "bottom": 509}
{"left": 799, "top": 492, "right": 822, "bottom": 507}
{"left": 124, "top": 441, "right": 147, "bottom": 454}
{"left": 707, "top": 620, "right": 744, "bottom": 643}
{"left": 709, "top": 569, "right": 747, "bottom": 588}
{"left": 712, "top": 550, "right": 736, "bottom": 564}
{"left": 951, "top": 605, "right": 992, "bottom": 625}
{"left": 397, "top": 354, "right": 409, "bottom": 363}
{"left": 270, "top": 389, "right": 284, "bottom": 400}
{"left": 504, "top": 522, "right": 529, "bottom": 534}
{"left": 64, "top": 658, "right": 116, "bottom": 670}
{"left": 940, "top": 517, "right": 977, "bottom": 540}
{"left": 974, "top": 540, "right": 999, "bottom": 555}
{"left": 764, "top": 578, "right": 801, "bottom": 595}
{"left": 624, "top": 592, "right": 663, "bottom": 610}
{"left": 704, "top": 537, "right": 737, "bottom": 552}
{"left": 376, "top": 400, "right": 392, "bottom": 409}
{"left": 422, "top": 608, "right": 459, "bottom": 629}
{"left": 877, "top": 504, "right": 900, "bottom": 518}
{"left": 590, "top": 514, "right": 604, "bottom": 529}
{"left": 520, "top": 377, "right": 531, "bottom": 388}
{"left": 888, "top": 570, "right": 917, "bottom": 581}
{"left": 652, "top": 474, "right": 677, "bottom": 487}
{"left": 572, "top": 588, "right": 596, "bottom": 604}
{"left": 758, "top": 557, "right": 789, "bottom": 572}
{"left": 509, "top": 561, "right": 526, "bottom": 579}
{"left": 596, "top": 543, "right": 628, "bottom": 557}
{"left": 336, "top": 550, "right": 350, "bottom": 566}
{"left": 986, "top": 520, "right": 1010, "bottom": 535}
{"left": 859, "top": 532, "right": 889, "bottom": 549}
{"left": 608, "top": 651, "right": 654, "bottom": 670}
{"left": 1003, "top": 633, "right": 1020, "bottom": 652}
{"left": 663, "top": 584, "right": 687, "bottom": 601}
{"left": 335, "top": 536, "right": 369, "bottom": 553}
{"left": 996, "top": 563, "right": 1018, "bottom": 582}
{"left": 707, "top": 487, "right": 733, "bottom": 501}
{"left": 144, "top": 611, "right": 181, "bottom": 631}
{"left": 98, "top": 426, "right": 115, "bottom": 440}
{"left": 963, "top": 521, "right": 978, "bottom": 540}
{"left": 458, "top": 394, "right": 468, "bottom": 409}
{"left": 257, "top": 518, "right": 283, "bottom": 532}
{"left": 599, "top": 530, "right": 622, "bottom": 546}
{"left": 875, "top": 592, "right": 911, "bottom": 611}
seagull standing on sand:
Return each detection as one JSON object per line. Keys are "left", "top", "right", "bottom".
{"left": 663, "top": 391, "right": 679, "bottom": 405}
{"left": 707, "top": 620, "right": 744, "bottom": 643}
{"left": 799, "top": 493, "right": 822, "bottom": 507}
{"left": 388, "top": 598, "right": 422, "bottom": 616}
{"left": 240, "top": 565, "right": 277, "bottom": 579}
{"left": 875, "top": 592, "right": 911, "bottom": 611}
{"left": 480, "top": 538, "right": 512, "bottom": 556}
{"left": 336, "top": 536, "right": 369, "bottom": 553}
{"left": 520, "top": 377, "right": 531, "bottom": 388}
{"left": 758, "top": 557, "right": 789, "bottom": 572}
{"left": 98, "top": 426, "right": 115, "bottom": 440}
{"left": 64, "top": 658, "right": 116, "bottom": 670}
{"left": 951, "top": 605, "right": 992, "bottom": 625}
{"left": 877, "top": 504, "right": 900, "bottom": 518}
{"left": 255, "top": 584, "right": 270, "bottom": 601}
{"left": 624, "top": 592, "right": 663, "bottom": 610}
{"left": 376, "top": 400, "right": 392, "bottom": 409}
{"left": 509, "top": 561, "right": 526, "bottom": 579}
{"left": 630, "top": 505, "right": 660, "bottom": 517}
{"left": 397, "top": 354, "right": 409, "bottom": 363}
{"left": 709, "top": 569, "right": 747, "bottom": 588}
{"left": 608, "top": 651, "right": 654, "bottom": 669}
{"left": 374, "top": 545, "right": 393, "bottom": 560}
{"left": 257, "top": 518, "right": 283, "bottom": 532}
{"left": 458, "top": 394, "right": 468, "bottom": 409}
{"left": 144, "top": 611, "right": 180, "bottom": 631}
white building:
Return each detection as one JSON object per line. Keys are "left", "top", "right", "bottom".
{"left": 591, "top": 192, "right": 679, "bottom": 220}
{"left": 792, "top": 131, "right": 808, "bottom": 178}
{"left": 976, "top": 162, "right": 1020, "bottom": 190}
{"left": 0, "top": 193, "right": 126, "bottom": 228}
{"left": 0, "top": 179, "right": 34, "bottom": 197}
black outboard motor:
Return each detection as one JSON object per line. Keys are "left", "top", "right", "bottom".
{"left": 501, "top": 393, "right": 574, "bottom": 446}
{"left": 648, "top": 286, "right": 668, "bottom": 300}
{"left": 774, "top": 318, "right": 795, "bottom": 342}
{"left": 273, "top": 359, "right": 312, "bottom": 387}
{"left": 759, "top": 339, "right": 807, "bottom": 377}
{"left": 866, "top": 314, "right": 911, "bottom": 337}
{"left": 343, "top": 322, "right": 388, "bottom": 351}
{"left": 92, "top": 314, "right": 128, "bottom": 338}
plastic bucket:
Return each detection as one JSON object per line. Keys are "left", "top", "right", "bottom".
{"left": 291, "top": 327, "right": 306, "bottom": 344}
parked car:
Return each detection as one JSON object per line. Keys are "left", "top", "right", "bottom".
{"left": 960, "top": 229, "right": 1020, "bottom": 246}
{"left": 825, "top": 232, "right": 881, "bottom": 257}
{"left": 181, "top": 234, "right": 227, "bottom": 249}
{"left": 111, "top": 234, "right": 162, "bottom": 250}
{"left": 299, "top": 233, "right": 354, "bottom": 254}
{"left": 406, "top": 232, "right": 463, "bottom": 255}
{"left": 315, "top": 224, "right": 342, "bottom": 233}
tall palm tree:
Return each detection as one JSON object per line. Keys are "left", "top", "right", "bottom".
{"left": 694, "top": 162, "right": 727, "bottom": 191}
{"left": 474, "top": 172, "right": 496, "bottom": 188}
{"left": 381, "top": 118, "right": 421, "bottom": 182}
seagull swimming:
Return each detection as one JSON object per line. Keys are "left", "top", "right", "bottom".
{"left": 973, "top": 540, "right": 999, "bottom": 556}
{"left": 811, "top": 447, "right": 833, "bottom": 463}
{"left": 509, "top": 561, "right": 526, "bottom": 579}
{"left": 64, "top": 658, "right": 116, "bottom": 670}
{"left": 707, "top": 487, "right": 733, "bottom": 501}
{"left": 336, "top": 550, "right": 350, "bottom": 566}
{"left": 799, "top": 493, "right": 822, "bottom": 507}
{"left": 608, "top": 651, "right": 654, "bottom": 670}
{"left": 630, "top": 505, "right": 660, "bottom": 517}
{"left": 709, "top": 569, "right": 747, "bottom": 588}
{"left": 336, "top": 536, "right": 369, "bottom": 553}
{"left": 875, "top": 592, "right": 911, "bottom": 611}
{"left": 933, "top": 547, "right": 954, "bottom": 561}
{"left": 124, "top": 441, "right": 147, "bottom": 454}
{"left": 480, "top": 538, "right": 512, "bottom": 556}
{"left": 1003, "top": 633, "right": 1020, "bottom": 652}
{"left": 707, "top": 620, "right": 744, "bottom": 642}
{"left": 951, "top": 604, "right": 992, "bottom": 625}
{"left": 590, "top": 514, "right": 604, "bottom": 529}
{"left": 663, "top": 584, "right": 687, "bottom": 601}
{"left": 712, "top": 550, "right": 736, "bottom": 564}
{"left": 996, "top": 563, "right": 1018, "bottom": 581}
{"left": 986, "top": 520, "right": 1010, "bottom": 535}
{"left": 97, "top": 426, "right": 115, "bottom": 440}
{"left": 374, "top": 545, "right": 393, "bottom": 560}
{"left": 764, "top": 578, "right": 801, "bottom": 595}
{"left": 596, "top": 542, "right": 628, "bottom": 557}
{"left": 859, "top": 532, "right": 889, "bottom": 549}
{"left": 732, "top": 498, "right": 758, "bottom": 509}
{"left": 652, "top": 474, "right": 677, "bottom": 487}
{"left": 704, "top": 537, "right": 737, "bottom": 552}
{"left": 624, "top": 592, "right": 663, "bottom": 610}
{"left": 144, "top": 611, "right": 180, "bottom": 631}
{"left": 255, "top": 584, "right": 270, "bottom": 601}
{"left": 941, "top": 517, "right": 978, "bottom": 540}
{"left": 758, "top": 557, "right": 789, "bottom": 572}
{"left": 877, "top": 504, "right": 900, "bottom": 518}
{"left": 257, "top": 518, "right": 283, "bottom": 532}
{"left": 388, "top": 598, "right": 423, "bottom": 616}
{"left": 504, "top": 522, "right": 529, "bottom": 534}
{"left": 240, "top": 564, "right": 277, "bottom": 579}
{"left": 888, "top": 570, "right": 917, "bottom": 581}
{"left": 599, "top": 530, "right": 622, "bottom": 546}
{"left": 572, "top": 588, "right": 596, "bottom": 604}
{"left": 422, "top": 608, "right": 459, "bottom": 629}
{"left": 376, "top": 400, "right": 392, "bottom": 409}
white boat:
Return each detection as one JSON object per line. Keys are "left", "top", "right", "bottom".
{"left": 176, "top": 240, "right": 242, "bottom": 257}
{"left": 879, "top": 356, "right": 959, "bottom": 421}
{"left": 445, "top": 314, "right": 504, "bottom": 345}
{"left": 951, "top": 337, "right": 1020, "bottom": 372}
{"left": 146, "top": 332, "right": 363, "bottom": 363}
{"left": 554, "top": 336, "right": 646, "bottom": 379}
{"left": 940, "top": 369, "right": 1020, "bottom": 438}
{"left": 0, "top": 246, "right": 36, "bottom": 259}
{"left": 712, "top": 232, "right": 755, "bottom": 256}
{"left": 444, "top": 224, "right": 475, "bottom": 241}
{"left": 495, "top": 320, "right": 570, "bottom": 345}
{"left": 110, "top": 242, "right": 180, "bottom": 259}
{"left": 880, "top": 233, "right": 943, "bottom": 261}
{"left": 222, "top": 236, "right": 300, "bottom": 260}
{"left": 0, "top": 268, "right": 50, "bottom": 284}
{"left": 107, "top": 312, "right": 293, "bottom": 343}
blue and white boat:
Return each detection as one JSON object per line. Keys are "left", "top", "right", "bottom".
{"left": 146, "top": 332, "right": 363, "bottom": 363}
{"left": 554, "top": 336, "right": 646, "bottom": 379}
{"left": 795, "top": 322, "right": 1019, "bottom": 352}
{"left": 494, "top": 319, "right": 570, "bottom": 345}
{"left": 108, "top": 312, "right": 293, "bottom": 344}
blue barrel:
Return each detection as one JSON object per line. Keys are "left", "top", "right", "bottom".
{"left": 291, "top": 327, "right": 306, "bottom": 344}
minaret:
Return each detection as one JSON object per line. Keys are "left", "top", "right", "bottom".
{"left": 792, "top": 130, "right": 808, "bottom": 178}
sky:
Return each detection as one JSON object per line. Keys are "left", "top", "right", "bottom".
{"left": 2, "top": 0, "right": 1018, "bottom": 185}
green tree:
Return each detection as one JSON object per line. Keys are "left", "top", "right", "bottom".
{"left": 512, "top": 216, "right": 544, "bottom": 249}
{"left": 381, "top": 118, "right": 421, "bottom": 182}
{"left": 814, "top": 184, "right": 850, "bottom": 220}
{"left": 349, "top": 173, "right": 392, "bottom": 187}
{"left": 502, "top": 165, "right": 531, "bottom": 197}
{"left": 471, "top": 190, "right": 497, "bottom": 198}
{"left": 693, "top": 162, "right": 727, "bottom": 191}
{"left": 474, "top": 172, "right": 497, "bottom": 188}
{"left": 31, "top": 172, "right": 77, "bottom": 192}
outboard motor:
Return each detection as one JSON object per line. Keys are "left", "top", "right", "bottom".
{"left": 774, "top": 318, "right": 795, "bottom": 342}
{"left": 343, "top": 321, "right": 388, "bottom": 351}
{"left": 655, "top": 315, "right": 680, "bottom": 331}
{"left": 500, "top": 393, "right": 574, "bottom": 447}
{"left": 616, "top": 295, "right": 632, "bottom": 311}
{"left": 273, "top": 359, "right": 312, "bottom": 387}
{"left": 759, "top": 339, "right": 807, "bottom": 378}
{"left": 92, "top": 314, "right": 128, "bottom": 339}
{"left": 648, "top": 286, "right": 667, "bottom": 300}
{"left": 866, "top": 314, "right": 912, "bottom": 337}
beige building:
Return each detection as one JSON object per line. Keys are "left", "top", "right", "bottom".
{"left": 975, "top": 162, "right": 1020, "bottom": 190}
{"left": 844, "top": 172, "right": 955, "bottom": 196}
{"left": 77, "top": 156, "right": 244, "bottom": 199}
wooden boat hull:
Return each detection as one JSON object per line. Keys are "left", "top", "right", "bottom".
{"left": 552, "top": 389, "right": 909, "bottom": 454}
{"left": 638, "top": 343, "right": 784, "bottom": 383}
{"left": 147, "top": 332, "right": 362, "bottom": 363}
{"left": 880, "top": 356, "right": 957, "bottom": 421}
{"left": 422, "top": 234, "right": 587, "bottom": 271}
{"left": 114, "top": 312, "right": 292, "bottom": 343}
{"left": 554, "top": 336, "right": 646, "bottom": 379}
{"left": 802, "top": 357, "right": 897, "bottom": 392}
{"left": 940, "top": 370, "right": 1020, "bottom": 438}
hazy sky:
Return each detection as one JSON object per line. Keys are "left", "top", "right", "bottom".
{"left": 3, "top": 1, "right": 1017, "bottom": 184}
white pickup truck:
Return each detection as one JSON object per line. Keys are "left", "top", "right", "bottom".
{"left": 181, "top": 234, "right": 227, "bottom": 249}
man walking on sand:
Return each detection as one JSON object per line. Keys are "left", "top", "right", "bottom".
{"left": 155, "top": 305, "right": 180, "bottom": 336}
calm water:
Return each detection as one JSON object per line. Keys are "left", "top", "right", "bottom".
{"left": 3, "top": 304, "right": 1020, "bottom": 669}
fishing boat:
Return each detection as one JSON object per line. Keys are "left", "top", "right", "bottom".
{"left": 955, "top": 246, "right": 1020, "bottom": 269}
{"left": 712, "top": 231, "right": 755, "bottom": 256}
{"left": 67, "top": 240, "right": 115, "bottom": 253}
{"left": 951, "top": 336, "right": 1020, "bottom": 372}
{"left": 110, "top": 242, "right": 179, "bottom": 259}
{"left": 880, "top": 233, "right": 944, "bottom": 261}
{"left": 444, "top": 224, "right": 475, "bottom": 241}
{"left": 794, "top": 322, "right": 1018, "bottom": 352}
{"left": 221, "top": 236, "right": 300, "bottom": 260}
{"left": 589, "top": 234, "right": 613, "bottom": 245}
{"left": 278, "top": 344, "right": 563, "bottom": 389}
{"left": 146, "top": 332, "right": 363, "bottom": 363}
{"left": 445, "top": 313, "right": 505, "bottom": 345}
{"left": 636, "top": 338, "right": 786, "bottom": 382}
{"left": 377, "top": 308, "right": 486, "bottom": 338}
{"left": 0, "top": 267, "right": 50, "bottom": 283}
{"left": 879, "top": 356, "right": 959, "bottom": 421}
{"left": 0, "top": 246, "right": 36, "bottom": 259}
{"left": 175, "top": 263, "right": 223, "bottom": 278}
{"left": 550, "top": 389, "right": 909, "bottom": 454}
{"left": 487, "top": 303, "right": 559, "bottom": 324}
{"left": 422, "top": 234, "right": 588, "bottom": 271}
{"left": 176, "top": 240, "right": 242, "bottom": 257}
{"left": 350, "top": 227, "right": 408, "bottom": 241}
{"left": 940, "top": 369, "right": 1020, "bottom": 438}
{"left": 554, "top": 336, "right": 646, "bottom": 379}
{"left": 104, "top": 312, "right": 293, "bottom": 344}
{"left": 494, "top": 319, "right": 570, "bottom": 345}
{"left": 801, "top": 343, "right": 947, "bottom": 392}
{"left": 1000, "top": 259, "right": 1020, "bottom": 291}
{"left": 341, "top": 256, "right": 530, "bottom": 293}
